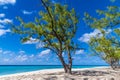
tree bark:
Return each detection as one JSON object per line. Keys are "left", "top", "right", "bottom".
{"left": 110, "top": 59, "right": 118, "bottom": 70}
{"left": 67, "top": 48, "right": 72, "bottom": 74}
{"left": 58, "top": 53, "right": 72, "bottom": 74}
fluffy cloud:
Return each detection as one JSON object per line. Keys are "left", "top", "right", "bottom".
{"left": 0, "top": 0, "right": 16, "bottom": 5}
{"left": 0, "top": 13, "right": 12, "bottom": 24}
{"left": 0, "top": 14, "right": 12, "bottom": 36}
{"left": 3, "top": 50, "right": 12, "bottom": 54}
{"left": 0, "top": 29, "right": 10, "bottom": 36}
{"left": 22, "top": 10, "right": 33, "bottom": 15}
{"left": 0, "top": 49, "right": 34, "bottom": 63}
{"left": 0, "top": 48, "right": 53, "bottom": 65}
{"left": 0, "top": 48, "right": 107, "bottom": 65}
{"left": 0, "top": 13, "right": 5, "bottom": 18}
{"left": 3, "top": 58, "right": 9, "bottom": 62}
{"left": 29, "top": 54, "right": 34, "bottom": 58}
{"left": 15, "top": 54, "right": 28, "bottom": 62}
{"left": 0, "top": 49, "right": 13, "bottom": 55}
{"left": 39, "top": 49, "right": 51, "bottom": 57}
{"left": 75, "top": 50, "right": 84, "bottom": 54}
{"left": 79, "top": 29, "right": 113, "bottom": 43}
{"left": 15, "top": 50, "right": 34, "bottom": 62}
{"left": 18, "top": 50, "right": 25, "bottom": 54}
{"left": 0, "top": 18, "right": 12, "bottom": 24}
{"left": 23, "top": 37, "right": 39, "bottom": 44}
{"left": 23, "top": 37, "right": 45, "bottom": 49}
{"left": 79, "top": 29, "right": 102, "bottom": 43}
{"left": 0, "top": 19, "right": 12, "bottom": 36}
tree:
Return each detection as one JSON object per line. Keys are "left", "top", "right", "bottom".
{"left": 84, "top": 6, "right": 120, "bottom": 69}
{"left": 90, "top": 36, "right": 120, "bottom": 69}
{"left": 12, "top": 0, "right": 79, "bottom": 74}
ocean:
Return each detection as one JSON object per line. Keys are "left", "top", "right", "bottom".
{"left": 0, "top": 65, "right": 107, "bottom": 76}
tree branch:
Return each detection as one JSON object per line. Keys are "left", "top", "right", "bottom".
{"left": 40, "top": 0, "right": 62, "bottom": 47}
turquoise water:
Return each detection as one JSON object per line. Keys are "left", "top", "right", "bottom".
{"left": 0, "top": 65, "right": 107, "bottom": 75}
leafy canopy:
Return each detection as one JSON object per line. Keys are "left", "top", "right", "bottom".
{"left": 84, "top": 6, "right": 120, "bottom": 66}
{"left": 12, "top": 0, "right": 79, "bottom": 55}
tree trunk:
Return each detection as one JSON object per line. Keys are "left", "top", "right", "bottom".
{"left": 111, "top": 64, "right": 115, "bottom": 70}
{"left": 110, "top": 60, "right": 115, "bottom": 70}
{"left": 58, "top": 53, "right": 72, "bottom": 74}
{"left": 67, "top": 47, "right": 72, "bottom": 74}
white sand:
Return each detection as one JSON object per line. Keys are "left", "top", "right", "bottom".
{"left": 0, "top": 67, "right": 119, "bottom": 80}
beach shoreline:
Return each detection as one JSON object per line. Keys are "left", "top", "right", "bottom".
{"left": 0, "top": 67, "right": 107, "bottom": 77}
{"left": 0, "top": 67, "right": 119, "bottom": 80}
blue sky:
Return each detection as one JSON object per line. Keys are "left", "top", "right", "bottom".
{"left": 0, "top": 0, "right": 119, "bottom": 65}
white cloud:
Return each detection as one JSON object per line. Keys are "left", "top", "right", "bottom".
{"left": 0, "top": 18, "right": 12, "bottom": 36}
{"left": 3, "top": 58, "right": 9, "bottom": 62}
{"left": 16, "top": 54, "right": 28, "bottom": 62}
{"left": 39, "top": 49, "right": 50, "bottom": 57}
{"left": 23, "top": 38, "right": 45, "bottom": 49}
{"left": 0, "top": 48, "right": 12, "bottom": 55}
{"left": 29, "top": 54, "right": 34, "bottom": 58}
{"left": 0, "top": 29, "right": 10, "bottom": 36}
{"left": 0, "top": 13, "right": 5, "bottom": 18}
{"left": 22, "top": 10, "right": 33, "bottom": 15}
{"left": 79, "top": 28, "right": 113, "bottom": 43}
{"left": 79, "top": 29, "right": 102, "bottom": 43}
{"left": 3, "top": 51, "right": 12, "bottom": 54}
{"left": 18, "top": 50, "right": 25, "bottom": 54}
{"left": 23, "top": 37, "right": 39, "bottom": 44}
{"left": 3, "top": 58, "right": 10, "bottom": 62}
{"left": 0, "top": 18, "right": 12, "bottom": 24}
{"left": 75, "top": 50, "right": 84, "bottom": 54}
{"left": 0, "top": 14, "right": 12, "bottom": 36}
{"left": 14, "top": 50, "right": 28, "bottom": 62}
{"left": 0, "top": 0, "right": 16, "bottom": 5}
{"left": 0, "top": 49, "right": 36, "bottom": 64}
{"left": 0, "top": 48, "right": 107, "bottom": 65}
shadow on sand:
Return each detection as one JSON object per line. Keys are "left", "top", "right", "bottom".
{"left": 72, "top": 70, "right": 109, "bottom": 76}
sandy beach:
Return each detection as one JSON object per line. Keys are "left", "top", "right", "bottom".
{"left": 0, "top": 67, "right": 120, "bottom": 80}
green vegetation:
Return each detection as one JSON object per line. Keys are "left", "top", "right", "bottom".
{"left": 12, "top": 0, "right": 79, "bottom": 74}
{"left": 84, "top": 6, "right": 120, "bottom": 69}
